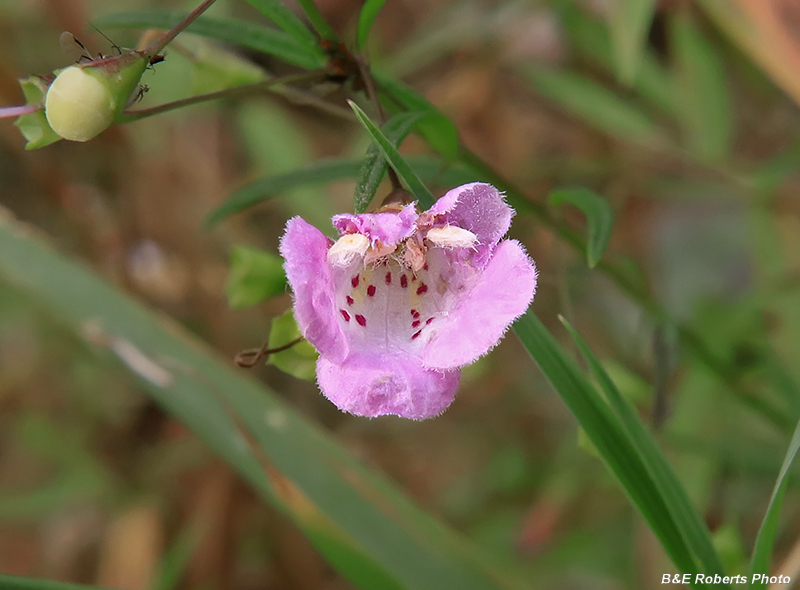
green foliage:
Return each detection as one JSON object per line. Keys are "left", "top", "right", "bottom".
{"left": 608, "top": 0, "right": 658, "bottom": 85}
{"left": 14, "top": 77, "right": 60, "bottom": 150}
{"left": 748, "top": 420, "right": 800, "bottom": 585}
{"left": 95, "top": 11, "right": 326, "bottom": 69}
{"left": 524, "top": 65, "right": 664, "bottom": 145}
{"left": 354, "top": 111, "right": 423, "bottom": 212}
{"left": 549, "top": 188, "right": 614, "bottom": 268}
{"left": 225, "top": 246, "right": 286, "bottom": 309}
{"left": 349, "top": 101, "right": 435, "bottom": 208}
{"left": 514, "top": 312, "right": 727, "bottom": 587}
{"left": 357, "top": 0, "right": 388, "bottom": 50}
{"left": 267, "top": 309, "right": 318, "bottom": 381}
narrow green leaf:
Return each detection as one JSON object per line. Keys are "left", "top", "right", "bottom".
{"left": 0, "top": 211, "right": 528, "bottom": 590}
{"left": 375, "top": 75, "right": 460, "bottom": 160}
{"left": 225, "top": 246, "right": 286, "bottom": 309}
{"left": 549, "top": 187, "right": 614, "bottom": 267}
{"left": 94, "top": 11, "right": 326, "bottom": 70}
{"left": 670, "top": 12, "right": 733, "bottom": 163}
{"left": 348, "top": 101, "right": 436, "bottom": 208}
{"left": 749, "top": 419, "right": 800, "bottom": 586}
{"left": 559, "top": 316, "right": 728, "bottom": 581}
{"left": 354, "top": 111, "right": 424, "bottom": 213}
{"left": 513, "top": 312, "right": 710, "bottom": 587}
{"left": 0, "top": 575, "right": 110, "bottom": 590}
{"left": 561, "top": 6, "right": 677, "bottom": 117}
{"left": 524, "top": 65, "right": 664, "bottom": 145}
{"left": 357, "top": 0, "right": 388, "bottom": 49}
{"left": 243, "top": 0, "right": 319, "bottom": 50}
{"left": 294, "top": 0, "right": 337, "bottom": 42}
{"left": 267, "top": 309, "right": 318, "bottom": 381}
{"left": 205, "top": 159, "right": 360, "bottom": 227}
{"left": 608, "top": 0, "right": 658, "bottom": 85}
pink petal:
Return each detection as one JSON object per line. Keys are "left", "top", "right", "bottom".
{"left": 279, "top": 217, "right": 348, "bottom": 363}
{"left": 317, "top": 354, "right": 460, "bottom": 419}
{"left": 332, "top": 203, "right": 417, "bottom": 247}
{"left": 424, "top": 183, "right": 513, "bottom": 267}
{"left": 422, "top": 239, "right": 537, "bottom": 369}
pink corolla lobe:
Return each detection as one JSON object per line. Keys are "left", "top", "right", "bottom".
{"left": 279, "top": 182, "right": 537, "bottom": 420}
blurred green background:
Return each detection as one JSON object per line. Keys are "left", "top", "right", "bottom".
{"left": 1, "top": 0, "right": 800, "bottom": 588}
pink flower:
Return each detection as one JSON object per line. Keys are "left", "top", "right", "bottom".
{"left": 279, "top": 183, "right": 537, "bottom": 419}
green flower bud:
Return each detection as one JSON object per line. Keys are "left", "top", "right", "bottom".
{"left": 44, "top": 52, "right": 148, "bottom": 142}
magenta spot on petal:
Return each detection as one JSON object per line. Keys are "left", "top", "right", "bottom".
{"left": 355, "top": 314, "right": 367, "bottom": 327}
{"left": 412, "top": 320, "right": 421, "bottom": 328}
{"left": 416, "top": 283, "right": 428, "bottom": 295}
{"left": 411, "top": 329, "right": 422, "bottom": 340}
{"left": 351, "top": 274, "right": 360, "bottom": 288}
{"left": 385, "top": 272, "right": 392, "bottom": 284}
{"left": 410, "top": 309, "right": 420, "bottom": 318}
{"left": 367, "top": 284, "right": 376, "bottom": 297}
{"left": 426, "top": 317, "right": 434, "bottom": 325}
{"left": 346, "top": 295, "right": 354, "bottom": 306}
{"left": 423, "top": 263, "right": 429, "bottom": 271}
{"left": 400, "top": 274, "right": 408, "bottom": 288}
{"left": 340, "top": 309, "right": 350, "bottom": 322}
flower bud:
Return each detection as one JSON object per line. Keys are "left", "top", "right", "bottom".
{"left": 44, "top": 52, "right": 148, "bottom": 142}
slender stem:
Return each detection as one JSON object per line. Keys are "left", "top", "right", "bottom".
{"left": 143, "top": 0, "right": 219, "bottom": 58}
{"left": 119, "top": 70, "right": 326, "bottom": 123}
{"left": 235, "top": 336, "right": 304, "bottom": 368}
{"left": 0, "top": 104, "right": 42, "bottom": 119}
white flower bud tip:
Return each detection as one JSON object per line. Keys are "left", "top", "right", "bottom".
{"left": 45, "top": 66, "right": 114, "bottom": 142}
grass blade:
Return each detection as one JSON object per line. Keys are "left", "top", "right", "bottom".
{"left": 549, "top": 188, "right": 614, "bottom": 268}
{"left": 670, "top": 12, "right": 733, "bottom": 163}
{"left": 559, "top": 316, "right": 728, "bottom": 580}
{"left": 243, "top": 0, "right": 319, "bottom": 49}
{"left": 294, "top": 0, "right": 337, "bottom": 42}
{"left": 523, "top": 65, "right": 664, "bottom": 145}
{"left": 0, "top": 209, "right": 527, "bottom": 590}
{"left": 95, "top": 11, "right": 325, "bottom": 70}
{"left": 0, "top": 576, "right": 110, "bottom": 590}
{"left": 749, "top": 419, "right": 800, "bottom": 585}
{"left": 375, "top": 76, "right": 460, "bottom": 160}
{"left": 513, "top": 312, "right": 723, "bottom": 588}
{"left": 348, "top": 101, "right": 435, "bottom": 208}
{"left": 357, "top": 0, "right": 388, "bottom": 49}
{"left": 205, "top": 159, "right": 360, "bottom": 226}
{"left": 608, "top": 0, "right": 658, "bottom": 85}
{"left": 354, "top": 111, "right": 424, "bottom": 212}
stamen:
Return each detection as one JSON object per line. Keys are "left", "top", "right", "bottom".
{"left": 327, "top": 233, "right": 370, "bottom": 266}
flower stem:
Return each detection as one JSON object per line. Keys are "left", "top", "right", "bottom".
{"left": 119, "top": 70, "right": 326, "bottom": 123}
{"left": 0, "top": 104, "right": 42, "bottom": 119}
{"left": 142, "top": 0, "right": 219, "bottom": 58}
{"left": 235, "top": 336, "right": 305, "bottom": 368}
